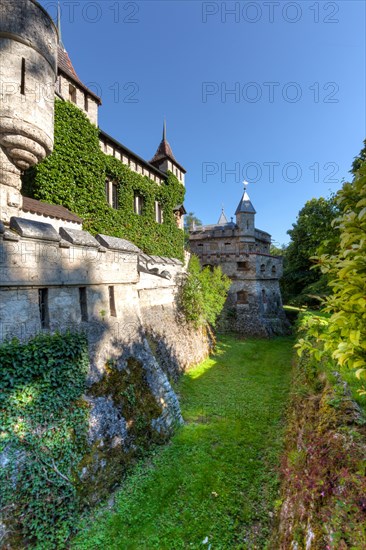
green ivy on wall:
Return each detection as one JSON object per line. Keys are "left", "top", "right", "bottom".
{"left": 0, "top": 331, "right": 89, "bottom": 548}
{"left": 22, "top": 100, "right": 185, "bottom": 260}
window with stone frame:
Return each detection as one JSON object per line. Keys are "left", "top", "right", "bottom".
{"left": 38, "top": 288, "right": 49, "bottom": 329}
{"left": 105, "top": 179, "right": 118, "bottom": 209}
{"left": 237, "top": 290, "right": 248, "bottom": 304}
{"left": 134, "top": 193, "right": 144, "bottom": 215}
{"left": 69, "top": 84, "right": 77, "bottom": 104}
{"left": 155, "top": 201, "right": 163, "bottom": 224}
{"left": 237, "top": 261, "right": 249, "bottom": 271}
{"left": 109, "top": 286, "right": 117, "bottom": 317}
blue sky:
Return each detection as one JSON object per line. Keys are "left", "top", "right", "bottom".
{"left": 40, "top": 0, "right": 365, "bottom": 244}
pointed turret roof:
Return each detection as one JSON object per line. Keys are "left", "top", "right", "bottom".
{"left": 217, "top": 208, "right": 228, "bottom": 225}
{"left": 150, "top": 121, "right": 186, "bottom": 173}
{"left": 235, "top": 189, "right": 256, "bottom": 215}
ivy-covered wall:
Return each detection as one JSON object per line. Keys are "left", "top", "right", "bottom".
{"left": 0, "top": 332, "right": 89, "bottom": 547}
{"left": 22, "top": 100, "right": 185, "bottom": 260}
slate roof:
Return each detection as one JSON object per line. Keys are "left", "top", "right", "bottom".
{"left": 235, "top": 190, "right": 256, "bottom": 215}
{"left": 217, "top": 209, "right": 228, "bottom": 225}
{"left": 22, "top": 197, "right": 83, "bottom": 224}
{"left": 58, "top": 46, "right": 102, "bottom": 105}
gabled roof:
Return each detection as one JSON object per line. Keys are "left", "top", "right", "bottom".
{"left": 235, "top": 190, "right": 256, "bottom": 215}
{"left": 58, "top": 46, "right": 102, "bottom": 105}
{"left": 217, "top": 208, "right": 228, "bottom": 225}
{"left": 22, "top": 197, "right": 83, "bottom": 224}
{"left": 150, "top": 122, "right": 186, "bottom": 173}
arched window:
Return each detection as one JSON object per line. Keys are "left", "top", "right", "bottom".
{"left": 271, "top": 265, "right": 276, "bottom": 274}
{"left": 262, "top": 289, "right": 267, "bottom": 303}
{"left": 260, "top": 264, "right": 265, "bottom": 272}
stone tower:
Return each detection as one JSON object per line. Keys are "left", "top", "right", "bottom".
{"left": 0, "top": 0, "right": 58, "bottom": 223}
{"left": 235, "top": 185, "right": 256, "bottom": 240}
{"left": 189, "top": 186, "right": 289, "bottom": 336}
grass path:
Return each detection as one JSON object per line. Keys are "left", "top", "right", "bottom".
{"left": 74, "top": 335, "right": 294, "bottom": 549}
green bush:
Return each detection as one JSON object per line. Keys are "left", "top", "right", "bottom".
{"left": 179, "top": 255, "right": 231, "bottom": 328}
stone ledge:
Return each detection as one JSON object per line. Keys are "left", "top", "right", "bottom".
{"left": 59, "top": 227, "right": 99, "bottom": 247}
{"left": 10, "top": 217, "right": 60, "bottom": 242}
{"left": 95, "top": 234, "right": 140, "bottom": 253}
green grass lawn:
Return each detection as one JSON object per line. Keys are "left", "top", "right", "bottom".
{"left": 73, "top": 335, "right": 294, "bottom": 550}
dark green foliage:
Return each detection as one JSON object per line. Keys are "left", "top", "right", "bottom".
{"left": 351, "top": 138, "right": 366, "bottom": 176}
{"left": 0, "top": 331, "right": 89, "bottom": 548}
{"left": 281, "top": 195, "right": 340, "bottom": 306}
{"left": 179, "top": 255, "right": 231, "bottom": 328}
{"left": 22, "top": 100, "right": 185, "bottom": 260}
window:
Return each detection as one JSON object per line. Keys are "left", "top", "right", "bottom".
{"left": 262, "top": 289, "right": 267, "bottom": 303}
{"left": 79, "top": 287, "right": 88, "bottom": 322}
{"left": 109, "top": 286, "right": 117, "bottom": 317}
{"left": 69, "top": 84, "right": 77, "bottom": 104}
{"left": 155, "top": 201, "right": 163, "bottom": 223}
{"left": 84, "top": 94, "right": 89, "bottom": 112}
{"left": 271, "top": 265, "right": 277, "bottom": 274}
{"left": 112, "top": 183, "right": 118, "bottom": 209}
{"left": 20, "top": 58, "right": 25, "bottom": 95}
{"left": 237, "top": 291, "right": 248, "bottom": 304}
{"left": 260, "top": 264, "right": 265, "bottom": 272}
{"left": 134, "top": 194, "right": 143, "bottom": 215}
{"left": 105, "top": 179, "right": 110, "bottom": 204}
{"left": 38, "top": 289, "right": 49, "bottom": 329}
{"left": 237, "top": 261, "right": 249, "bottom": 271}
{"left": 105, "top": 180, "right": 118, "bottom": 209}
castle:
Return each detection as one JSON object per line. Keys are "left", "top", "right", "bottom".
{"left": 189, "top": 187, "right": 288, "bottom": 336}
{"left": 0, "top": 2, "right": 287, "bottom": 543}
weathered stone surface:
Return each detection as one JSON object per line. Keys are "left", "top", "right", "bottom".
{"left": 96, "top": 234, "right": 140, "bottom": 253}
{"left": 10, "top": 217, "right": 61, "bottom": 241}
{"left": 87, "top": 396, "right": 128, "bottom": 444}
{"left": 59, "top": 227, "right": 100, "bottom": 247}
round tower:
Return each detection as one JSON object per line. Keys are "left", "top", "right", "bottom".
{"left": 0, "top": 0, "right": 58, "bottom": 223}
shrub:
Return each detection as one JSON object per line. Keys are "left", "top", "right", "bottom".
{"left": 179, "top": 255, "right": 231, "bottom": 328}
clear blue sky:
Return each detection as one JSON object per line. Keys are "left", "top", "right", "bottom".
{"left": 40, "top": 0, "right": 365, "bottom": 244}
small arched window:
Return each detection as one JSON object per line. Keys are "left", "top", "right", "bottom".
{"left": 260, "top": 264, "right": 265, "bottom": 272}
{"left": 271, "top": 265, "right": 276, "bottom": 274}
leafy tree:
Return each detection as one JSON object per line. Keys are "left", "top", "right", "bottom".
{"left": 351, "top": 138, "right": 366, "bottom": 175}
{"left": 184, "top": 212, "right": 202, "bottom": 247}
{"left": 270, "top": 243, "right": 287, "bottom": 256}
{"left": 297, "top": 140, "right": 366, "bottom": 392}
{"left": 184, "top": 212, "right": 202, "bottom": 232}
{"left": 179, "top": 255, "right": 231, "bottom": 328}
{"left": 281, "top": 195, "right": 340, "bottom": 305}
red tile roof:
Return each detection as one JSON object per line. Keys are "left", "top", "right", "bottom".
{"left": 58, "top": 46, "right": 102, "bottom": 105}
{"left": 22, "top": 197, "right": 83, "bottom": 224}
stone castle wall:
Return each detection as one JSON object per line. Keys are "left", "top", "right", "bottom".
{"left": 0, "top": 217, "right": 210, "bottom": 531}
